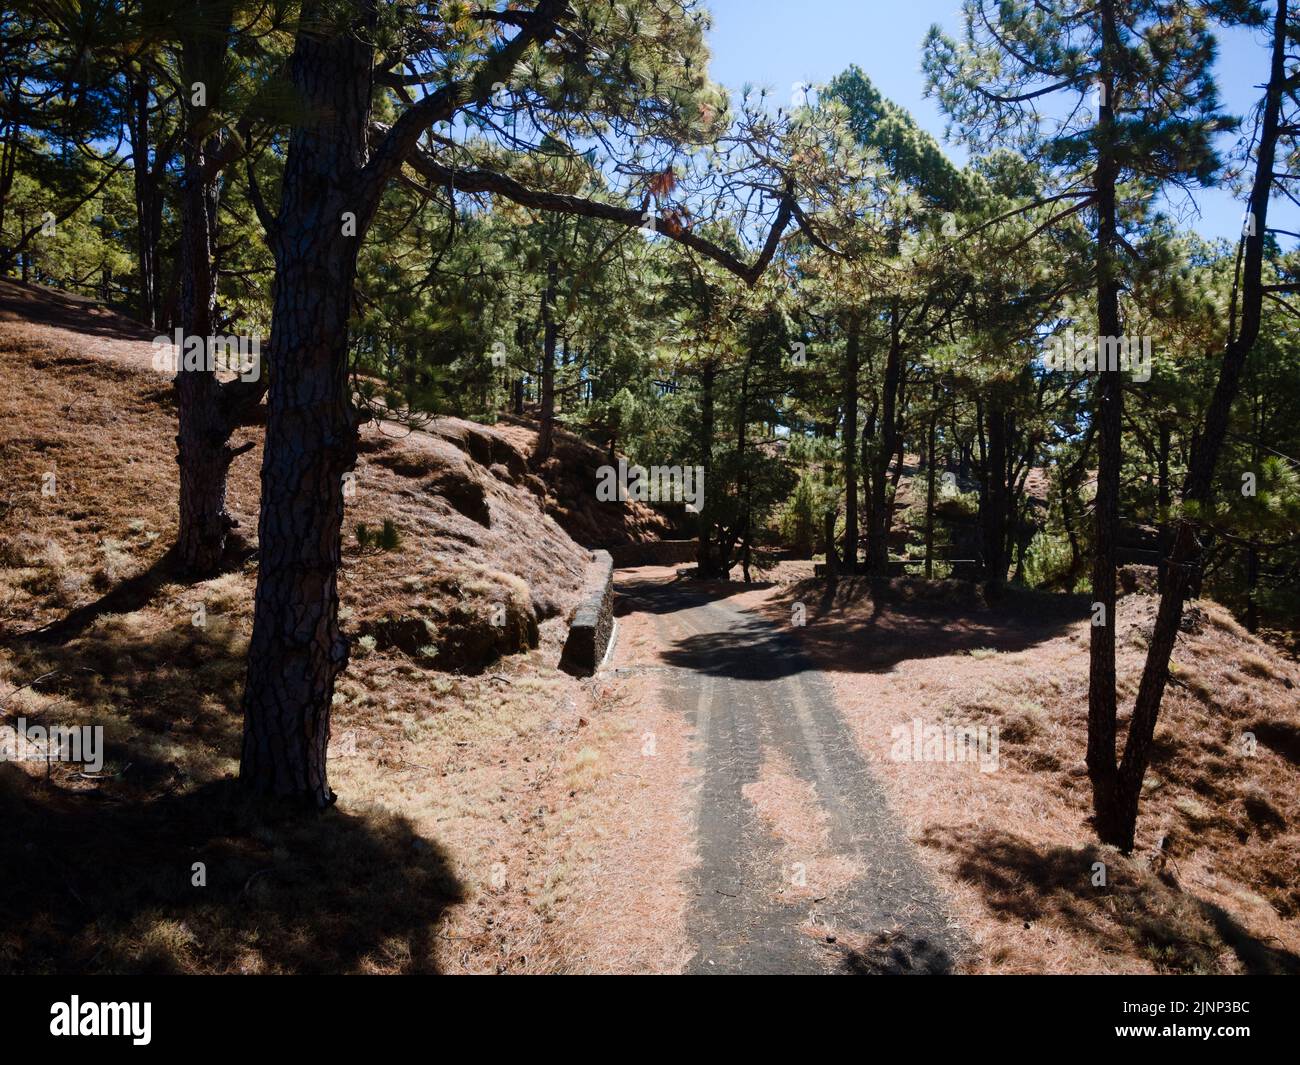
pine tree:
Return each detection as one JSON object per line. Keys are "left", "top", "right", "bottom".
{"left": 927, "top": 0, "right": 1236, "bottom": 847}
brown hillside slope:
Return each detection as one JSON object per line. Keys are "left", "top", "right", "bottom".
{"left": 0, "top": 280, "right": 694, "bottom": 974}
{"left": 490, "top": 417, "right": 675, "bottom": 548}
{"left": 751, "top": 575, "right": 1300, "bottom": 973}
{"left": 0, "top": 277, "right": 593, "bottom": 659}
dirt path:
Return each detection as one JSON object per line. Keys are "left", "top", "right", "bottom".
{"left": 612, "top": 573, "right": 962, "bottom": 974}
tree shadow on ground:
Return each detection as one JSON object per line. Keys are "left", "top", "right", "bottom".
{"left": 767, "top": 579, "right": 1090, "bottom": 676}
{"left": 1249, "top": 720, "right": 1300, "bottom": 767}
{"left": 658, "top": 612, "right": 819, "bottom": 681}
{"left": 630, "top": 573, "right": 1088, "bottom": 680}
{"left": 0, "top": 766, "right": 463, "bottom": 974}
{"left": 0, "top": 277, "right": 156, "bottom": 344}
{"left": 3, "top": 594, "right": 251, "bottom": 794}
{"left": 613, "top": 572, "right": 772, "bottom": 618}
{"left": 839, "top": 930, "right": 956, "bottom": 974}
{"left": 1, "top": 549, "right": 464, "bottom": 975}
{"left": 921, "top": 825, "right": 1300, "bottom": 974}
{"left": 17, "top": 543, "right": 251, "bottom": 647}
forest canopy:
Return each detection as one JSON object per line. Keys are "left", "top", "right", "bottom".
{"left": 3, "top": 0, "right": 1299, "bottom": 855}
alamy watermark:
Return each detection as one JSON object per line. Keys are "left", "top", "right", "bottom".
{"left": 596, "top": 458, "right": 704, "bottom": 513}
{"left": 151, "top": 328, "right": 262, "bottom": 381}
{"left": 1042, "top": 331, "right": 1152, "bottom": 383}
{"left": 1, "top": 718, "right": 104, "bottom": 772}
{"left": 50, "top": 996, "right": 150, "bottom": 1045}
{"left": 889, "top": 716, "right": 1000, "bottom": 773}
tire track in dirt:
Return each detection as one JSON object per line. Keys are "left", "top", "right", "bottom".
{"left": 616, "top": 575, "right": 963, "bottom": 974}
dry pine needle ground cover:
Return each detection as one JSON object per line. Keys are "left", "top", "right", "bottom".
{"left": 744, "top": 572, "right": 1300, "bottom": 974}
{"left": 2, "top": 281, "right": 1296, "bottom": 976}
{"left": 0, "top": 283, "right": 693, "bottom": 974}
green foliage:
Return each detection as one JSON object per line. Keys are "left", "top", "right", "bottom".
{"left": 1021, "top": 529, "right": 1076, "bottom": 591}
{"left": 354, "top": 520, "right": 402, "bottom": 553}
{"left": 378, "top": 519, "right": 402, "bottom": 552}
{"left": 827, "top": 65, "right": 975, "bottom": 210}
{"left": 6, "top": 0, "right": 1300, "bottom": 634}
{"left": 780, "top": 474, "right": 821, "bottom": 557}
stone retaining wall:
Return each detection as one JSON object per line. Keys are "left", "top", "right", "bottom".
{"left": 559, "top": 550, "right": 615, "bottom": 676}
{"left": 608, "top": 539, "right": 698, "bottom": 568}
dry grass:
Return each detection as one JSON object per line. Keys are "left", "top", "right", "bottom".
{"left": 0, "top": 279, "right": 693, "bottom": 974}
{"left": 742, "top": 749, "right": 863, "bottom": 902}
{"left": 752, "top": 576, "right": 1300, "bottom": 974}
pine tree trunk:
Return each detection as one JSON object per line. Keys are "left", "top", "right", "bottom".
{"left": 1087, "top": 0, "right": 1126, "bottom": 843}
{"left": 925, "top": 388, "right": 938, "bottom": 580}
{"left": 696, "top": 363, "right": 718, "bottom": 576}
{"left": 127, "top": 74, "right": 162, "bottom": 329}
{"left": 861, "top": 397, "right": 876, "bottom": 561}
{"left": 868, "top": 305, "right": 901, "bottom": 576}
{"left": 725, "top": 350, "right": 753, "bottom": 578}
{"left": 172, "top": 5, "right": 252, "bottom": 577}
{"left": 841, "top": 316, "right": 860, "bottom": 571}
{"left": 239, "top": 0, "right": 376, "bottom": 806}
{"left": 982, "top": 404, "right": 1009, "bottom": 596}
{"left": 1245, "top": 544, "right": 1260, "bottom": 633}
{"left": 1098, "top": 0, "right": 1288, "bottom": 851}
{"left": 535, "top": 259, "right": 558, "bottom": 463}
{"left": 824, "top": 507, "right": 839, "bottom": 578}
{"left": 0, "top": 117, "right": 19, "bottom": 272}
{"left": 1155, "top": 422, "right": 1171, "bottom": 592}
{"left": 174, "top": 134, "right": 234, "bottom": 576}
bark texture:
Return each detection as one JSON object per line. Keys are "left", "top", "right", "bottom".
{"left": 172, "top": 1, "right": 264, "bottom": 577}
{"left": 867, "top": 305, "right": 902, "bottom": 576}
{"left": 1086, "top": 0, "right": 1125, "bottom": 840}
{"left": 1096, "top": 0, "right": 1289, "bottom": 851}
{"left": 534, "top": 258, "right": 558, "bottom": 464}
{"left": 239, "top": 2, "right": 376, "bottom": 806}
{"left": 696, "top": 362, "right": 721, "bottom": 576}
{"left": 173, "top": 133, "right": 234, "bottom": 575}
{"left": 841, "top": 316, "right": 860, "bottom": 570}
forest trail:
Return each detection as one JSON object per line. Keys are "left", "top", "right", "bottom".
{"left": 611, "top": 572, "right": 962, "bottom": 974}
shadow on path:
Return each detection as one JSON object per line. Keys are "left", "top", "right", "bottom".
{"left": 620, "top": 573, "right": 1088, "bottom": 681}
{"left": 633, "top": 582, "right": 964, "bottom": 974}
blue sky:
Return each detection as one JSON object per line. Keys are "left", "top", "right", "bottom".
{"left": 704, "top": 0, "right": 1289, "bottom": 243}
